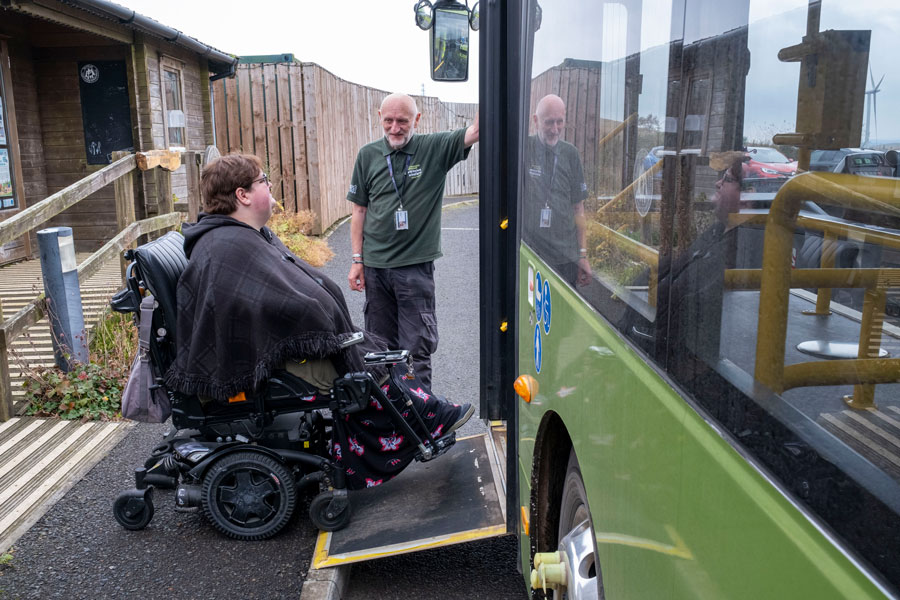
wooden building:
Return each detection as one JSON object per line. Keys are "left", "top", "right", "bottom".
{"left": 0, "top": 0, "right": 237, "bottom": 263}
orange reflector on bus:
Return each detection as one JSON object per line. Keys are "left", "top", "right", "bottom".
{"left": 514, "top": 374, "right": 538, "bottom": 403}
{"left": 228, "top": 392, "right": 247, "bottom": 403}
{"left": 521, "top": 505, "right": 530, "bottom": 536}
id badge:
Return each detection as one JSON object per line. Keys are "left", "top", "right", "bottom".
{"left": 540, "top": 207, "right": 552, "bottom": 228}
{"left": 395, "top": 209, "right": 409, "bottom": 230}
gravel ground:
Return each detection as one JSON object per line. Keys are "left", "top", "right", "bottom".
{"left": 0, "top": 199, "right": 526, "bottom": 600}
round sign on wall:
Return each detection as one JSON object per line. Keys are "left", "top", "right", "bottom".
{"left": 80, "top": 64, "right": 100, "bottom": 84}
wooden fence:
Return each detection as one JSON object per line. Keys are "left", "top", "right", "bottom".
{"left": 212, "top": 62, "right": 479, "bottom": 234}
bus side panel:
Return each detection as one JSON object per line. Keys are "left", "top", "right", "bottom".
{"left": 518, "top": 248, "right": 686, "bottom": 598}
{"left": 517, "top": 247, "right": 886, "bottom": 599}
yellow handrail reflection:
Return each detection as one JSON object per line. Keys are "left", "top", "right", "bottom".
{"left": 754, "top": 172, "right": 900, "bottom": 408}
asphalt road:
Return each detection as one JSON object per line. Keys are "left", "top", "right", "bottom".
{"left": 0, "top": 200, "right": 526, "bottom": 600}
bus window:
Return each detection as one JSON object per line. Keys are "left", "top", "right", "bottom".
{"left": 518, "top": 0, "right": 900, "bottom": 594}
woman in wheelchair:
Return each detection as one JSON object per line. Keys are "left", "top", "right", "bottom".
{"left": 165, "top": 153, "right": 473, "bottom": 492}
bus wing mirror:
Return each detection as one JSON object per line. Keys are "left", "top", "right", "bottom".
{"left": 414, "top": 0, "right": 434, "bottom": 30}
{"left": 431, "top": 2, "right": 470, "bottom": 82}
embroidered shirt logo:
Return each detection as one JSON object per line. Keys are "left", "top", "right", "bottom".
{"left": 349, "top": 184, "right": 358, "bottom": 195}
{"left": 407, "top": 165, "right": 423, "bottom": 178}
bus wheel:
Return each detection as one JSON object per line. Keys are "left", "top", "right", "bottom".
{"left": 556, "top": 449, "right": 603, "bottom": 599}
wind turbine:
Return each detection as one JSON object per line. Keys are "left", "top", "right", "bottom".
{"left": 863, "top": 67, "right": 884, "bottom": 148}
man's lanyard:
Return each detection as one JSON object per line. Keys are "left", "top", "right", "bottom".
{"left": 543, "top": 151, "right": 558, "bottom": 209}
{"left": 386, "top": 153, "right": 413, "bottom": 209}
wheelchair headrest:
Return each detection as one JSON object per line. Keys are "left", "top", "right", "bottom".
{"left": 133, "top": 231, "right": 188, "bottom": 343}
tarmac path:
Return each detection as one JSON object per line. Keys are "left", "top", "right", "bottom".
{"left": 0, "top": 200, "right": 526, "bottom": 600}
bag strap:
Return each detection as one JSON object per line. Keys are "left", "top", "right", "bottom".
{"left": 138, "top": 294, "right": 156, "bottom": 356}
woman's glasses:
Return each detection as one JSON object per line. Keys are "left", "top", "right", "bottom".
{"left": 251, "top": 173, "right": 271, "bottom": 187}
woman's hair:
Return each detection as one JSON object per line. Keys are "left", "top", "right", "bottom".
{"left": 728, "top": 156, "right": 744, "bottom": 183}
{"left": 200, "top": 153, "right": 264, "bottom": 214}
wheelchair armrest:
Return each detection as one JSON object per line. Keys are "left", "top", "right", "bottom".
{"left": 340, "top": 332, "right": 365, "bottom": 348}
{"left": 332, "top": 372, "right": 373, "bottom": 414}
{"left": 363, "top": 350, "right": 411, "bottom": 366}
{"left": 110, "top": 287, "right": 140, "bottom": 314}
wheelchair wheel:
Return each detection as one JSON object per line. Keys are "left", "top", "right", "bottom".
{"left": 201, "top": 451, "right": 296, "bottom": 541}
{"left": 309, "top": 490, "right": 352, "bottom": 531}
{"left": 113, "top": 489, "right": 155, "bottom": 530}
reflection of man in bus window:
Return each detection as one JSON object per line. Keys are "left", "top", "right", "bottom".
{"left": 522, "top": 94, "right": 590, "bottom": 286}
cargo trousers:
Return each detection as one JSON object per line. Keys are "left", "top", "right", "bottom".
{"left": 363, "top": 262, "right": 438, "bottom": 387}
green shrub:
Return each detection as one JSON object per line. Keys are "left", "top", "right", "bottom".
{"left": 21, "top": 311, "right": 136, "bottom": 421}
{"left": 23, "top": 361, "right": 126, "bottom": 421}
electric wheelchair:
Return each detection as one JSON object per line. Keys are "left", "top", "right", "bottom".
{"left": 110, "top": 231, "right": 457, "bottom": 540}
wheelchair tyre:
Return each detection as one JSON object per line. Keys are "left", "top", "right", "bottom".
{"left": 309, "top": 491, "right": 352, "bottom": 531}
{"left": 201, "top": 451, "right": 296, "bottom": 541}
{"left": 113, "top": 490, "right": 154, "bottom": 530}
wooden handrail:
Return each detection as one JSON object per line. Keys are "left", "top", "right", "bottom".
{"left": 597, "top": 159, "right": 662, "bottom": 213}
{"left": 0, "top": 212, "right": 182, "bottom": 420}
{"left": 0, "top": 212, "right": 182, "bottom": 347}
{"left": 77, "top": 212, "right": 181, "bottom": 283}
{"left": 0, "top": 154, "right": 136, "bottom": 246}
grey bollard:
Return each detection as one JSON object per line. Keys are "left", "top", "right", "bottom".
{"left": 37, "top": 227, "right": 88, "bottom": 371}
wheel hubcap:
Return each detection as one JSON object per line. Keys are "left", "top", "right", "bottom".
{"left": 217, "top": 468, "right": 280, "bottom": 525}
{"left": 559, "top": 519, "right": 599, "bottom": 600}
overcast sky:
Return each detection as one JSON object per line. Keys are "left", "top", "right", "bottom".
{"left": 116, "top": 0, "right": 480, "bottom": 104}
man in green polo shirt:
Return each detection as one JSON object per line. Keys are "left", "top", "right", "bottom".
{"left": 522, "top": 94, "right": 590, "bottom": 286}
{"left": 347, "top": 93, "right": 478, "bottom": 386}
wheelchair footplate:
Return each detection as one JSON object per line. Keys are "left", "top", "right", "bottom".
{"left": 312, "top": 428, "right": 508, "bottom": 568}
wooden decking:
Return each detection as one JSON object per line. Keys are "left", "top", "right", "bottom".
{"left": 0, "top": 254, "right": 134, "bottom": 552}
{"left": 1, "top": 253, "right": 123, "bottom": 414}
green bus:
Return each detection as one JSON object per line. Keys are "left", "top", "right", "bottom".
{"left": 474, "top": 0, "right": 900, "bottom": 597}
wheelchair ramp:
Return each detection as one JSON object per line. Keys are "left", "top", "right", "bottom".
{"left": 312, "top": 430, "right": 508, "bottom": 568}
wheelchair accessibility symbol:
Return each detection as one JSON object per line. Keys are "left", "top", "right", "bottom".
{"left": 534, "top": 323, "right": 542, "bottom": 373}
{"left": 542, "top": 279, "right": 551, "bottom": 335}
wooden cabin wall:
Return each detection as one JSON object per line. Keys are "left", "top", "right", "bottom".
{"left": 6, "top": 39, "right": 48, "bottom": 260}
{"left": 135, "top": 36, "right": 213, "bottom": 215}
